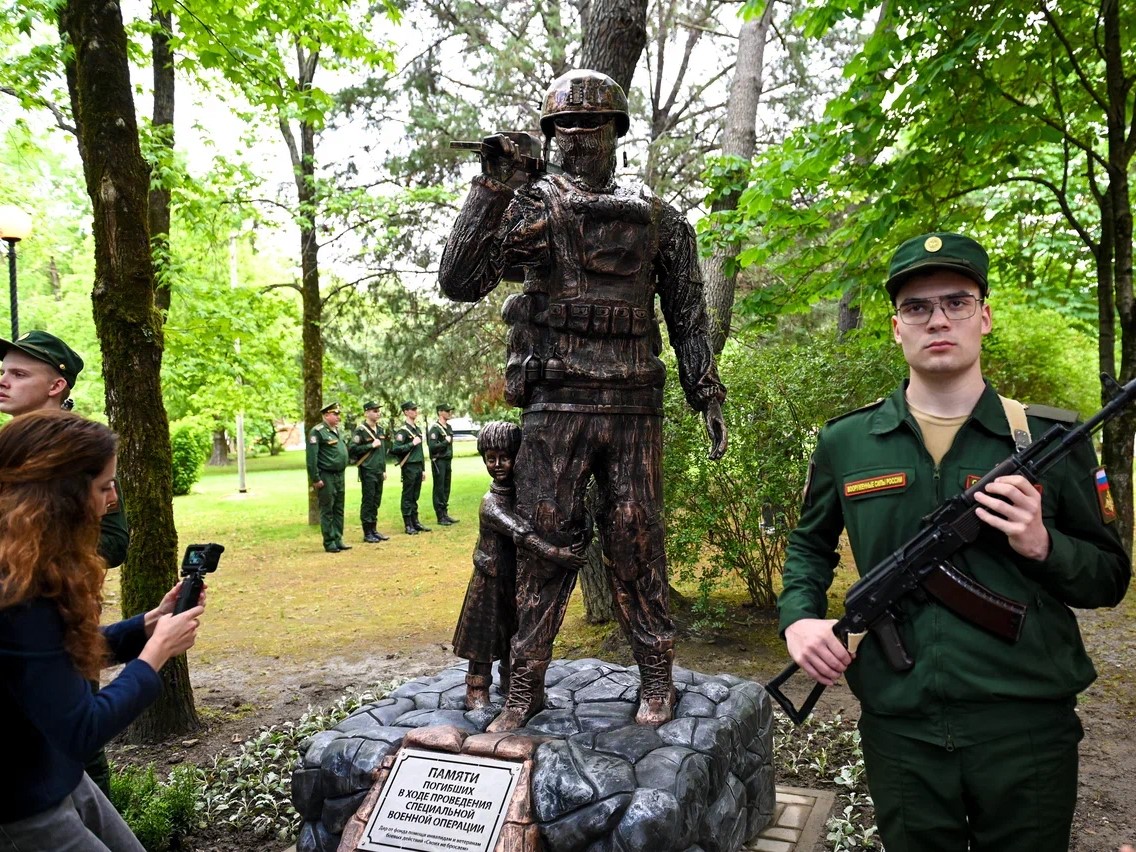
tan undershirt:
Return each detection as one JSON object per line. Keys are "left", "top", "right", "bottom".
{"left": 907, "top": 400, "right": 968, "bottom": 465}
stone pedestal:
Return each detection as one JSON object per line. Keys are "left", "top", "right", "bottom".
{"left": 292, "top": 659, "right": 775, "bottom": 852}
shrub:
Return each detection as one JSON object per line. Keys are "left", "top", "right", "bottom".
{"left": 663, "top": 327, "right": 903, "bottom": 611}
{"left": 109, "top": 763, "right": 199, "bottom": 852}
{"left": 170, "top": 418, "right": 212, "bottom": 496}
{"left": 981, "top": 302, "right": 1100, "bottom": 417}
{"left": 192, "top": 681, "right": 399, "bottom": 842}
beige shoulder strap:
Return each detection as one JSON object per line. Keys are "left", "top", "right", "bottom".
{"left": 998, "top": 395, "right": 1032, "bottom": 451}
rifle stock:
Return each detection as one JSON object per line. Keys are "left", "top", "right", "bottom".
{"left": 768, "top": 372, "right": 1136, "bottom": 724}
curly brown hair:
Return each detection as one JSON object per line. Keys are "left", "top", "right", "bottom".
{"left": 0, "top": 410, "right": 118, "bottom": 678}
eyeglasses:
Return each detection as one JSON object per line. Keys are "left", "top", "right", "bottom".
{"left": 896, "top": 294, "right": 984, "bottom": 325}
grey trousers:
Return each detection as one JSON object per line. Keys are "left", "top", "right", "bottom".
{"left": 0, "top": 774, "right": 143, "bottom": 852}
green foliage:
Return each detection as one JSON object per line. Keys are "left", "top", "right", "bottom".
{"left": 663, "top": 325, "right": 903, "bottom": 610}
{"left": 109, "top": 764, "right": 200, "bottom": 852}
{"left": 170, "top": 418, "right": 212, "bottom": 496}
{"left": 192, "top": 682, "right": 398, "bottom": 841}
{"left": 982, "top": 302, "right": 1100, "bottom": 417}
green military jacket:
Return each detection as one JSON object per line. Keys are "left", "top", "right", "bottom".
{"left": 349, "top": 421, "right": 388, "bottom": 472}
{"left": 306, "top": 422, "right": 348, "bottom": 482}
{"left": 779, "top": 381, "right": 1130, "bottom": 747}
{"left": 391, "top": 420, "right": 425, "bottom": 465}
{"left": 427, "top": 420, "right": 453, "bottom": 461}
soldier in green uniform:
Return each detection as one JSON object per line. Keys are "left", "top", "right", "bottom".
{"left": 0, "top": 330, "right": 130, "bottom": 797}
{"left": 306, "top": 402, "right": 351, "bottom": 553}
{"left": 428, "top": 403, "right": 459, "bottom": 525}
{"left": 778, "top": 233, "right": 1130, "bottom": 852}
{"left": 390, "top": 401, "right": 430, "bottom": 535}
{"left": 350, "top": 400, "right": 390, "bottom": 543}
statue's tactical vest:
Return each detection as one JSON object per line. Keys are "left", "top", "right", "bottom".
{"left": 503, "top": 175, "right": 667, "bottom": 415}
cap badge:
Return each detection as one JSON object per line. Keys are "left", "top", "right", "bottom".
{"left": 924, "top": 236, "right": 943, "bottom": 252}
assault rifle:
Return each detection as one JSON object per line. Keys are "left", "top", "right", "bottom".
{"left": 450, "top": 131, "right": 562, "bottom": 186}
{"left": 767, "top": 373, "right": 1136, "bottom": 725}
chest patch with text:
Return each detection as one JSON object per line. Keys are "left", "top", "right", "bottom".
{"left": 844, "top": 472, "right": 907, "bottom": 498}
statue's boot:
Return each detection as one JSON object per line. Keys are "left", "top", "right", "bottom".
{"left": 635, "top": 648, "right": 676, "bottom": 726}
{"left": 465, "top": 661, "right": 493, "bottom": 710}
{"left": 486, "top": 658, "right": 549, "bottom": 733}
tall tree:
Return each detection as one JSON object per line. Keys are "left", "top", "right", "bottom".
{"left": 58, "top": 0, "right": 195, "bottom": 740}
{"left": 171, "top": 0, "right": 397, "bottom": 523}
{"left": 701, "top": 0, "right": 776, "bottom": 352}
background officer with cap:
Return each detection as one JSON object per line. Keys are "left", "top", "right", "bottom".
{"left": 0, "top": 330, "right": 128, "bottom": 566}
{"left": 0, "top": 329, "right": 129, "bottom": 797}
{"left": 428, "top": 403, "right": 459, "bottom": 525}
{"left": 778, "top": 232, "right": 1130, "bottom": 851}
{"left": 306, "top": 402, "right": 351, "bottom": 553}
{"left": 349, "top": 400, "right": 389, "bottom": 543}
{"left": 390, "top": 401, "right": 430, "bottom": 535}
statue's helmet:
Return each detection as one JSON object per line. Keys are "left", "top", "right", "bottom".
{"left": 539, "top": 69, "right": 630, "bottom": 139}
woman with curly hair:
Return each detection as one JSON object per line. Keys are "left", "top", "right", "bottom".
{"left": 0, "top": 410, "right": 205, "bottom": 851}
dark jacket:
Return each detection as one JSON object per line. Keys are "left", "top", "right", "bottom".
{"left": 779, "top": 381, "right": 1130, "bottom": 747}
{"left": 0, "top": 601, "right": 160, "bottom": 821}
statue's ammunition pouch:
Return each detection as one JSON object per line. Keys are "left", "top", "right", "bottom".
{"left": 541, "top": 301, "right": 653, "bottom": 338}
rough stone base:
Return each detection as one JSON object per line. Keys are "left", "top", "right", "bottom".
{"left": 292, "top": 659, "right": 775, "bottom": 852}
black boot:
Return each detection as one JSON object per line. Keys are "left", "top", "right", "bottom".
{"left": 374, "top": 527, "right": 390, "bottom": 541}
{"left": 404, "top": 515, "right": 418, "bottom": 535}
{"left": 413, "top": 515, "right": 431, "bottom": 532}
{"left": 444, "top": 513, "right": 460, "bottom": 524}
{"left": 363, "top": 524, "right": 381, "bottom": 543}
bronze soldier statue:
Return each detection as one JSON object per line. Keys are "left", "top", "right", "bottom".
{"left": 439, "top": 69, "right": 727, "bottom": 731}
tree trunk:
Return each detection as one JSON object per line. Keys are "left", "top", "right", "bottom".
{"left": 1097, "top": 0, "right": 1134, "bottom": 554}
{"left": 580, "top": 482, "right": 615, "bottom": 623}
{"left": 838, "top": 289, "right": 862, "bottom": 337}
{"left": 579, "top": 0, "right": 647, "bottom": 92}
{"left": 59, "top": 0, "right": 197, "bottom": 741}
{"left": 702, "top": 3, "right": 775, "bottom": 354}
{"left": 49, "top": 257, "right": 61, "bottom": 300}
{"left": 149, "top": 1, "right": 173, "bottom": 313}
{"left": 209, "top": 428, "right": 230, "bottom": 466}
{"left": 278, "top": 43, "right": 324, "bottom": 526}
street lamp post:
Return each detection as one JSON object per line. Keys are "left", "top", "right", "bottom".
{"left": 0, "top": 206, "right": 33, "bottom": 339}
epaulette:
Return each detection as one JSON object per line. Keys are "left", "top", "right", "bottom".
{"left": 825, "top": 397, "right": 886, "bottom": 426}
{"left": 1024, "top": 403, "right": 1079, "bottom": 424}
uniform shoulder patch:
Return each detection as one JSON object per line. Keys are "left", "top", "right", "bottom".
{"left": 1024, "top": 403, "right": 1079, "bottom": 424}
{"left": 309, "top": 434, "right": 318, "bottom": 444}
{"left": 825, "top": 397, "right": 886, "bottom": 426}
{"left": 1095, "top": 466, "right": 1118, "bottom": 523}
{"left": 353, "top": 434, "right": 362, "bottom": 443}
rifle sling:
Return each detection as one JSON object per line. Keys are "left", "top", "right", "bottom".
{"left": 921, "top": 561, "right": 1026, "bottom": 643}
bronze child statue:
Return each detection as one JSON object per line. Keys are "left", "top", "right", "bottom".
{"left": 440, "top": 69, "right": 728, "bottom": 731}
{"left": 452, "top": 421, "right": 585, "bottom": 710}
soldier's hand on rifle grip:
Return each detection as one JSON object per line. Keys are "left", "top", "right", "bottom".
{"left": 973, "top": 474, "right": 1050, "bottom": 561}
{"left": 481, "top": 134, "right": 518, "bottom": 185}
{"left": 704, "top": 399, "right": 728, "bottom": 460}
{"left": 785, "top": 618, "right": 853, "bottom": 686}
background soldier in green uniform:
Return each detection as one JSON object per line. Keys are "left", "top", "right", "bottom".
{"left": 390, "top": 401, "right": 430, "bottom": 535}
{"left": 428, "top": 403, "right": 459, "bottom": 525}
{"left": 0, "top": 330, "right": 130, "bottom": 797}
{"left": 350, "top": 400, "right": 389, "bottom": 543}
{"left": 778, "top": 233, "right": 1130, "bottom": 852}
{"left": 306, "top": 402, "right": 351, "bottom": 553}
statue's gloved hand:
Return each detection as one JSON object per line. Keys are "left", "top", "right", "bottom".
{"left": 704, "top": 399, "right": 728, "bottom": 460}
{"left": 480, "top": 133, "right": 518, "bottom": 185}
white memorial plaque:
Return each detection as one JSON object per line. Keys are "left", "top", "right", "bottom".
{"left": 357, "top": 748, "right": 524, "bottom": 852}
